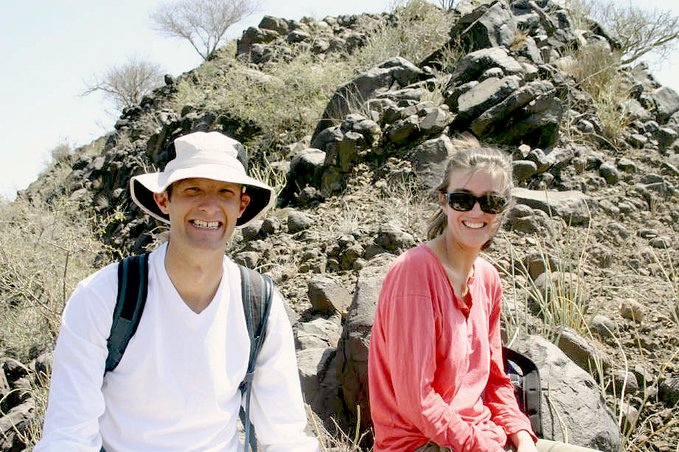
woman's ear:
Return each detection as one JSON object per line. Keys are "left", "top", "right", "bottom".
{"left": 153, "top": 192, "right": 170, "bottom": 215}
{"left": 438, "top": 192, "right": 447, "bottom": 207}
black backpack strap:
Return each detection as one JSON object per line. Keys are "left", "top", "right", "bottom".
{"left": 237, "top": 265, "right": 274, "bottom": 452}
{"left": 105, "top": 253, "right": 150, "bottom": 373}
{"left": 503, "top": 346, "right": 543, "bottom": 438}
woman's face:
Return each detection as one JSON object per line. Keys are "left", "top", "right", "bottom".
{"left": 440, "top": 167, "right": 507, "bottom": 252}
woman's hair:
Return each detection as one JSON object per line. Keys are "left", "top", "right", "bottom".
{"left": 426, "top": 143, "right": 514, "bottom": 241}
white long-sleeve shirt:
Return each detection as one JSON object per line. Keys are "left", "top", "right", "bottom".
{"left": 36, "top": 243, "right": 320, "bottom": 451}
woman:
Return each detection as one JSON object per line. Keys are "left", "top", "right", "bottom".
{"left": 368, "top": 146, "right": 597, "bottom": 451}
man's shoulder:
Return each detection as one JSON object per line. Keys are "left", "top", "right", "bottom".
{"left": 77, "top": 260, "right": 119, "bottom": 292}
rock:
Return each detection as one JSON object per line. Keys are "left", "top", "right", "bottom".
{"left": 261, "top": 216, "right": 281, "bottom": 235}
{"left": 385, "top": 115, "right": 420, "bottom": 145}
{"left": 619, "top": 299, "right": 644, "bottom": 323}
{"left": 555, "top": 327, "right": 609, "bottom": 374}
{"left": 612, "top": 370, "right": 639, "bottom": 395}
{"left": 241, "top": 220, "right": 264, "bottom": 241}
{"left": 236, "top": 26, "right": 280, "bottom": 55}
{"left": 283, "top": 148, "right": 326, "bottom": 199}
{"left": 599, "top": 162, "right": 621, "bottom": 185}
{"left": 234, "top": 251, "right": 260, "bottom": 269}
{"left": 407, "top": 135, "right": 454, "bottom": 189}
{"left": 373, "top": 222, "right": 416, "bottom": 254}
{"left": 617, "top": 157, "right": 637, "bottom": 173}
{"left": 659, "top": 377, "right": 679, "bottom": 406}
{"left": 511, "top": 335, "right": 621, "bottom": 451}
{"left": 259, "top": 15, "right": 291, "bottom": 35}
{"left": 324, "top": 130, "right": 367, "bottom": 172}
{"left": 287, "top": 211, "right": 315, "bottom": 233}
{"left": 618, "top": 400, "right": 639, "bottom": 432}
{"left": 469, "top": 80, "right": 563, "bottom": 148}
{"left": 307, "top": 276, "right": 353, "bottom": 314}
{"left": 0, "top": 399, "right": 34, "bottom": 452}
{"left": 312, "top": 57, "right": 423, "bottom": 140}
{"left": 513, "top": 188, "right": 594, "bottom": 226}
{"left": 449, "top": 0, "right": 518, "bottom": 52}
{"left": 296, "top": 317, "right": 343, "bottom": 349}
{"left": 449, "top": 47, "right": 525, "bottom": 86}
{"left": 1, "top": 358, "right": 28, "bottom": 383}
{"left": 452, "top": 76, "right": 522, "bottom": 124}
{"left": 531, "top": 271, "right": 589, "bottom": 317}
{"left": 651, "top": 86, "right": 679, "bottom": 123}
{"left": 589, "top": 315, "right": 617, "bottom": 340}
{"left": 336, "top": 254, "right": 395, "bottom": 431}
{"left": 521, "top": 251, "right": 560, "bottom": 281}
{"left": 297, "top": 347, "right": 335, "bottom": 401}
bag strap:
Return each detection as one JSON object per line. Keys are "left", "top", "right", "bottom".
{"left": 237, "top": 265, "right": 274, "bottom": 452}
{"left": 105, "top": 253, "right": 150, "bottom": 373}
{"left": 503, "top": 347, "right": 543, "bottom": 438}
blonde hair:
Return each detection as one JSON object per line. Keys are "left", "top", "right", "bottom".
{"left": 426, "top": 145, "right": 513, "bottom": 241}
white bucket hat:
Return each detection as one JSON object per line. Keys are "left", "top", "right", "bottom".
{"left": 130, "top": 131, "right": 275, "bottom": 227}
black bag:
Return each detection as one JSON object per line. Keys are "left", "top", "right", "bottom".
{"left": 503, "top": 346, "right": 543, "bottom": 438}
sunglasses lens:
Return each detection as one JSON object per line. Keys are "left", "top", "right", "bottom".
{"left": 479, "top": 195, "right": 507, "bottom": 214}
{"left": 447, "top": 193, "right": 476, "bottom": 211}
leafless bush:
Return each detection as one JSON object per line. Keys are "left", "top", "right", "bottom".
{"left": 82, "top": 56, "right": 163, "bottom": 112}
{"left": 150, "top": 0, "right": 259, "bottom": 60}
{"left": 587, "top": 0, "right": 679, "bottom": 65}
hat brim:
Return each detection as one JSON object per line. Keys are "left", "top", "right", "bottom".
{"left": 130, "top": 171, "right": 275, "bottom": 227}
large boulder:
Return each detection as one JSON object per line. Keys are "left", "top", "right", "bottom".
{"left": 335, "top": 253, "right": 395, "bottom": 431}
{"left": 510, "top": 335, "right": 621, "bottom": 451}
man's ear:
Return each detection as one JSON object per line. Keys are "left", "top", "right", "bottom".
{"left": 154, "top": 192, "right": 170, "bottom": 215}
{"left": 238, "top": 192, "right": 251, "bottom": 218}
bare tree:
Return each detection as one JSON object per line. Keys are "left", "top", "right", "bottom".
{"left": 150, "top": 0, "right": 258, "bottom": 60}
{"left": 592, "top": 1, "right": 679, "bottom": 65}
{"left": 83, "top": 57, "right": 164, "bottom": 112}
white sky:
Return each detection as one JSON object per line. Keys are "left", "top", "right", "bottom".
{"left": 1, "top": 0, "right": 678, "bottom": 199}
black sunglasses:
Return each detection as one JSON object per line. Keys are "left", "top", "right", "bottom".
{"left": 444, "top": 191, "right": 508, "bottom": 214}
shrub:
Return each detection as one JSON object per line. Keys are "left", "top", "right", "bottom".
{"left": 82, "top": 56, "right": 164, "bottom": 113}
{"left": 0, "top": 196, "right": 106, "bottom": 361}
{"left": 350, "top": 0, "right": 453, "bottom": 71}
{"left": 170, "top": 49, "right": 354, "bottom": 144}
{"left": 557, "top": 43, "right": 631, "bottom": 144}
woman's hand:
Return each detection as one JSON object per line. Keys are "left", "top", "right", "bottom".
{"left": 509, "top": 430, "right": 538, "bottom": 452}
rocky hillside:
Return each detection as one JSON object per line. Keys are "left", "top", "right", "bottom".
{"left": 4, "top": 0, "right": 679, "bottom": 450}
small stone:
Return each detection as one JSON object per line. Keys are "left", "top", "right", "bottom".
{"left": 590, "top": 314, "right": 616, "bottom": 339}
{"left": 659, "top": 377, "right": 679, "bottom": 405}
{"left": 619, "top": 299, "right": 644, "bottom": 323}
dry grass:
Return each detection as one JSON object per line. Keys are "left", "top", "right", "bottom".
{"left": 0, "top": 196, "right": 105, "bottom": 361}
{"left": 350, "top": 0, "right": 452, "bottom": 72}
{"left": 557, "top": 43, "right": 631, "bottom": 145}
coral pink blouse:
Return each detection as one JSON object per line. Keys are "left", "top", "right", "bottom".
{"left": 368, "top": 244, "right": 536, "bottom": 451}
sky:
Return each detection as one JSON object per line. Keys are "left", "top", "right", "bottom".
{"left": 1, "top": 0, "right": 678, "bottom": 199}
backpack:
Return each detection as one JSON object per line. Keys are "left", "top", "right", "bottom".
{"left": 502, "top": 346, "right": 543, "bottom": 438}
{"left": 104, "top": 253, "right": 273, "bottom": 452}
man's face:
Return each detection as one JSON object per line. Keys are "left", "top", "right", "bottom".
{"left": 153, "top": 178, "right": 250, "bottom": 253}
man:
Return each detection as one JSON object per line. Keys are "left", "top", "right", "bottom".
{"left": 36, "top": 131, "right": 320, "bottom": 451}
